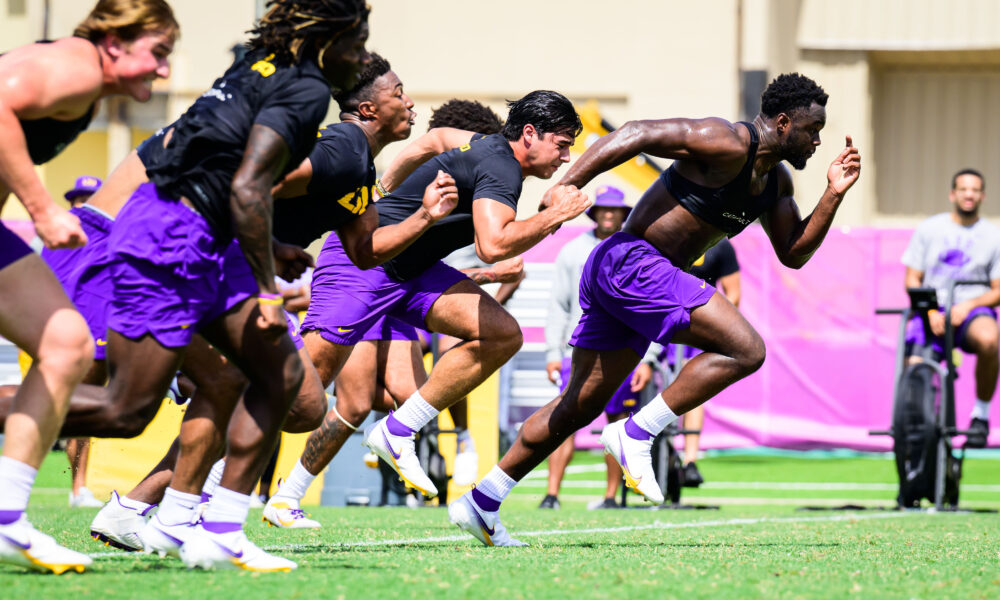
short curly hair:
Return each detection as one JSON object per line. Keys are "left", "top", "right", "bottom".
{"left": 428, "top": 99, "right": 503, "bottom": 135}
{"left": 760, "top": 73, "right": 828, "bottom": 118}
{"left": 333, "top": 52, "right": 390, "bottom": 112}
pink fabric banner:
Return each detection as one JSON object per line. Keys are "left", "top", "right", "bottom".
{"left": 524, "top": 225, "right": 996, "bottom": 451}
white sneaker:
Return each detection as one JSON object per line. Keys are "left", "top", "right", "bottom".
{"left": 139, "top": 513, "right": 196, "bottom": 558}
{"left": 179, "top": 525, "right": 296, "bottom": 572}
{"left": 249, "top": 494, "right": 265, "bottom": 509}
{"left": 90, "top": 490, "right": 149, "bottom": 552}
{"left": 363, "top": 416, "right": 438, "bottom": 498}
{"left": 600, "top": 419, "right": 664, "bottom": 504}
{"left": 0, "top": 514, "right": 92, "bottom": 574}
{"left": 262, "top": 498, "right": 320, "bottom": 529}
{"left": 452, "top": 449, "right": 479, "bottom": 486}
{"left": 448, "top": 491, "right": 526, "bottom": 548}
{"left": 69, "top": 487, "right": 104, "bottom": 508}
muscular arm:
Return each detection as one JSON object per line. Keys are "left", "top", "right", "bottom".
{"left": 559, "top": 117, "right": 746, "bottom": 189}
{"left": 905, "top": 267, "right": 924, "bottom": 290}
{"left": 230, "top": 124, "right": 290, "bottom": 294}
{"left": 472, "top": 198, "right": 576, "bottom": 263}
{"left": 379, "top": 127, "right": 475, "bottom": 192}
{"left": 272, "top": 158, "right": 313, "bottom": 199}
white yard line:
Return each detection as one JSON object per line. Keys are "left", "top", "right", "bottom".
{"left": 87, "top": 511, "right": 921, "bottom": 559}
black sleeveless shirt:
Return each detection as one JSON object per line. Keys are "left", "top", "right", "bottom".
{"left": 9, "top": 41, "right": 96, "bottom": 165}
{"left": 660, "top": 121, "right": 779, "bottom": 236}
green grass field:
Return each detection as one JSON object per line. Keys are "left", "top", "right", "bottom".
{"left": 3, "top": 450, "right": 998, "bottom": 599}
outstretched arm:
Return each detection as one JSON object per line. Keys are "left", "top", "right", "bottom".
{"left": 337, "top": 171, "right": 458, "bottom": 269}
{"left": 379, "top": 128, "right": 476, "bottom": 193}
{"left": 559, "top": 117, "right": 746, "bottom": 189}
{"left": 760, "top": 136, "right": 861, "bottom": 269}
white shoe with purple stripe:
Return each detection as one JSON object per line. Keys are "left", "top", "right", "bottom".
{"left": 90, "top": 490, "right": 152, "bottom": 552}
{"left": 139, "top": 513, "right": 196, "bottom": 558}
{"left": 448, "top": 489, "right": 526, "bottom": 547}
{"left": 179, "top": 522, "right": 296, "bottom": 572}
{"left": 363, "top": 414, "right": 438, "bottom": 498}
{"left": 600, "top": 418, "right": 665, "bottom": 504}
{"left": 0, "top": 512, "right": 92, "bottom": 574}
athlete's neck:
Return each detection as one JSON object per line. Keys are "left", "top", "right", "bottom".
{"left": 749, "top": 115, "right": 784, "bottom": 175}
{"left": 509, "top": 138, "right": 531, "bottom": 179}
{"left": 342, "top": 115, "right": 385, "bottom": 158}
{"left": 594, "top": 226, "right": 614, "bottom": 240}
{"left": 951, "top": 209, "right": 980, "bottom": 227}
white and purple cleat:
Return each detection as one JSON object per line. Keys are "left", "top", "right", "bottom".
{"left": 448, "top": 489, "right": 525, "bottom": 547}
{"left": 600, "top": 417, "right": 665, "bottom": 504}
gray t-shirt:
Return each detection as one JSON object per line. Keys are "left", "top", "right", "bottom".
{"left": 901, "top": 213, "right": 1000, "bottom": 305}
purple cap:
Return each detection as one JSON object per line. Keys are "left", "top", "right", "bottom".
{"left": 64, "top": 175, "right": 102, "bottom": 201}
{"left": 587, "top": 184, "right": 630, "bottom": 220}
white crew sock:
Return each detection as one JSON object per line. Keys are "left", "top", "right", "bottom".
{"left": 475, "top": 466, "right": 517, "bottom": 504}
{"left": 201, "top": 459, "right": 225, "bottom": 498}
{"left": 157, "top": 487, "right": 201, "bottom": 526}
{"left": 273, "top": 459, "right": 316, "bottom": 503}
{"left": 971, "top": 399, "right": 992, "bottom": 421}
{"left": 0, "top": 456, "right": 37, "bottom": 512}
{"left": 203, "top": 486, "right": 251, "bottom": 526}
{"left": 632, "top": 399, "right": 679, "bottom": 437}
{"left": 118, "top": 493, "right": 152, "bottom": 513}
{"left": 391, "top": 390, "right": 440, "bottom": 431}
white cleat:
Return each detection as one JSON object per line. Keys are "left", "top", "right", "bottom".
{"left": 179, "top": 525, "right": 297, "bottom": 572}
{"left": 0, "top": 514, "right": 92, "bottom": 574}
{"left": 452, "top": 449, "right": 479, "bottom": 487}
{"left": 90, "top": 490, "right": 149, "bottom": 552}
{"left": 363, "top": 416, "right": 438, "bottom": 498}
{"left": 448, "top": 491, "right": 526, "bottom": 548}
{"left": 600, "top": 419, "right": 665, "bottom": 504}
{"left": 139, "top": 513, "right": 196, "bottom": 558}
{"left": 69, "top": 487, "right": 104, "bottom": 508}
{"left": 262, "top": 498, "right": 320, "bottom": 529}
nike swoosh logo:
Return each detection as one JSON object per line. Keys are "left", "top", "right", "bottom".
{"left": 0, "top": 531, "right": 30, "bottom": 550}
{"left": 96, "top": 339, "right": 107, "bottom": 346}
{"left": 212, "top": 539, "right": 243, "bottom": 559}
{"left": 700, "top": 281, "right": 706, "bottom": 289}
{"left": 337, "top": 327, "right": 353, "bottom": 333}
{"left": 381, "top": 429, "right": 401, "bottom": 460}
{"left": 468, "top": 499, "right": 495, "bottom": 542}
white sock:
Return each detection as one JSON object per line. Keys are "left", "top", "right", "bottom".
{"left": 476, "top": 466, "right": 517, "bottom": 503}
{"left": 632, "top": 399, "right": 678, "bottom": 436}
{"left": 0, "top": 456, "right": 37, "bottom": 512}
{"left": 157, "top": 487, "right": 201, "bottom": 526}
{"left": 273, "top": 459, "right": 316, "bottom": 503}
{"left": 203, "top": 486, "right": 251, "bottom": 526}
{"left": 972, "top": 399, "right": 991, "bottom": 421}
{"left": 118, "top": 493, "right": 152, "bottom": 513}
{"left": 392, "top": 390, "right": 439, "bottom": 431}
{"left": 201, "top": 459, "right": 225, "bottom": 497}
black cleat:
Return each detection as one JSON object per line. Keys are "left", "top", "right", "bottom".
{"left": 590, "top": 497, "right": 620, "bottom": 510}
{"left": 682, "top": 461, "right": 704, "bottom": 488}
{"left": 538, "top": 494, "right": 560, "bottom": 509}
{"left": 965, "top": 417, "right": 989, "bottom": 449}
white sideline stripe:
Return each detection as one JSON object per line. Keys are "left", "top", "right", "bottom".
{"left": 512, "top": 480, "right": 1000, "bottom": 492}
{"left": 86, "top": 511, "right": 917, "bottom": 559}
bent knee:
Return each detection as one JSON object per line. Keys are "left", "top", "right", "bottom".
{"left": 35, "top": 315, "right": 94, "bottom": 380}
{"left": 485, "top": 314, "right": 523, "bottom": 359}
{"left": 284, "top": 389, "right": 327, "bottom": 433}
{"left": 737, "top": 336, "right": 766, "bottom": 376}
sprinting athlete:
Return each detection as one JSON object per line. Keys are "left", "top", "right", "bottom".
{"left": 94, "top": 0, "right": 375, "bottom": 572}
{"left": 292, "top": 90, "right": 590, "bottom": 502}
{"left": 0, "top": 0, "right": 177, "bottom": 574}
{"left": 449, "top": 73, "right": 861, "bottom": 546}
{"left": 264, "top": 98, "right": 519, "bottom": 526}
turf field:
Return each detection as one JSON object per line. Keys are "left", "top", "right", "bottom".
{"left": 3, "top": 450, "right": 998, "bottom": 599}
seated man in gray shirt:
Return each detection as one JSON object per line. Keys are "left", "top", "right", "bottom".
{"left": 902, "top": 168, "right": 1000, "bottom": 448}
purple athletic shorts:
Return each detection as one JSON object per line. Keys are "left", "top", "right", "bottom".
{"left": 905, "top": 306, "right": 997, "bottom": 357}
{"left": 358, "top": 315, "right": 419, "bottom": 342}
{"left": 106, "top": 183, "right": 256, "bottom": 348}
{"left": 42, "top": 206, "right": 115, "bottom": 359}
{"left": 569, "top": 232, "right": 716, "bottom": 358}
{"left": 301, "top": 234, "right": 466, "bottom": 346}
{"left": 0, "top": 221, "right": 32, "bottom": 272}
{"left": 559, "top": 357, "right": 640, "bottom": 416}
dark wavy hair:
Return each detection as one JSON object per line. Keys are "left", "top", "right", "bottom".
{"left": 333, "top": 52, "right": 390, "bottom": 112}
{"left": 952, "top": 168, "right": 985, "bottom": 191}
{"left": 500, "top": 90, "right": 582, "bottom": 141}
{"left": 760, "top": 73, "right": 828, "bottom": 118}
{"left": 245, "top": 0, "right": 370, "bottom": 65}
{"left": 428, "top": 99, "right": 503, "bottom": 135}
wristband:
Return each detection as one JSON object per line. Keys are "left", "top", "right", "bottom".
{"left": 258, "top": 292, "right": 283, "bottom": 306}
{"left": 374, "top": 179, "right": 389, "bottom": 199}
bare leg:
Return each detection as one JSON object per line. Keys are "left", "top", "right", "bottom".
{"left": 545, "top": 437, "right": 573, "bottom": 497}
{"left": 67, "top": 361, "right": 108, "bottom": 495}
{"left": 420, "top": 279, "right": 522, "bottom": 410}
{"left": 965, "top": 317, "right": 999, "bottom": 402}
{"left": 683, "top": 405, "right": 705, "bottom": 465}
{"left": 0, "top": 255, "right": 94, "bottom": 468}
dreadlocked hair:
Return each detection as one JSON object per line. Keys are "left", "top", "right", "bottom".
{"left": 428, "top": 99, "right": 504, "bottom": 135}
{"left": 246, "top": 0, "right": 370, "bottom": 65}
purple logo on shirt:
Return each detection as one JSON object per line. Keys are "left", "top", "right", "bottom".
{"left": 938, "top": 249, "right": 970, "bottom": 268}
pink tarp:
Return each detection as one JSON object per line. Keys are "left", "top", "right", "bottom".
{"left": 523, "top": 225, "right": 996, "bottom": 451}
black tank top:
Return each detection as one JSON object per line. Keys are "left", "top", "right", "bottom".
{"left": 660, "top": 121, "right": 779, "bottom": 236}
{"left": 8, "top": 40, "right": 97, "bottom": 165}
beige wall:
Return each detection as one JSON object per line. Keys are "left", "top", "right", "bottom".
{"left": 4, "top": 0, "right": 1000, "bottom": 225}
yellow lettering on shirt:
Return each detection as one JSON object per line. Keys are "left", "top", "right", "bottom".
{"left": 251, "top": 53, "right": 277, "bottom": 78}
{"left": 459, "top": 143, "right": 471, "bottom": 152}
{"left": 336, "top": 185, "right": 370, "bottom": 215}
